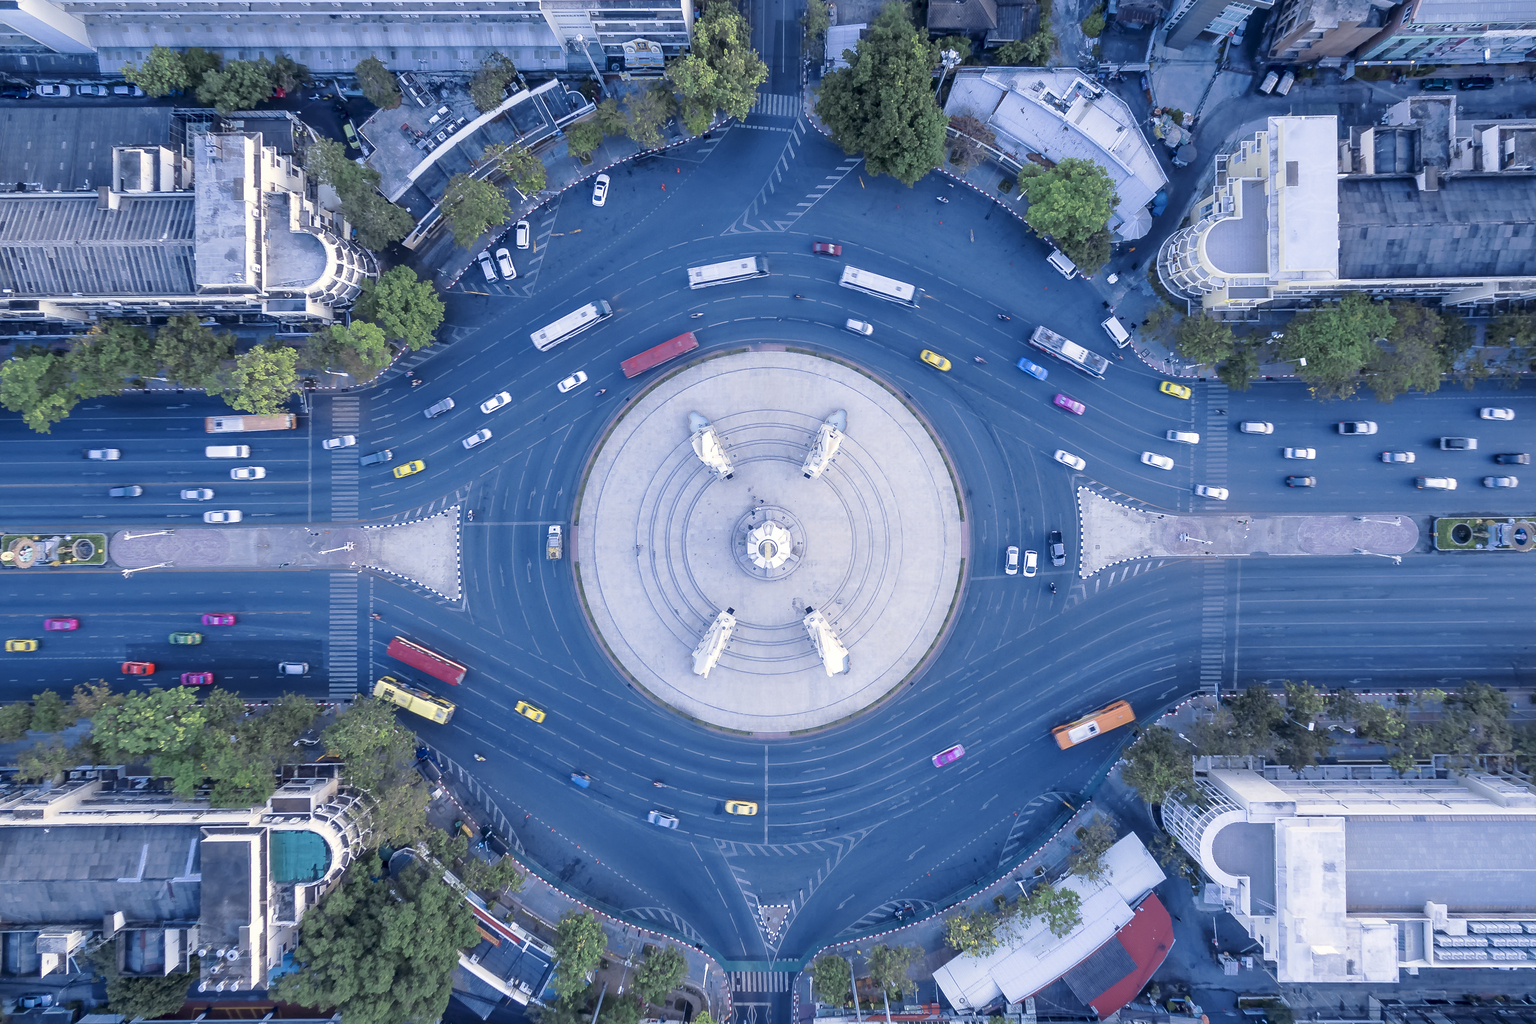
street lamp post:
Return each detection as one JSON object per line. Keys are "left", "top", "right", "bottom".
{"left": 1354, "top": 516, "right": 1401, "bottom": 526}
{"left": 1353, "top": 548, "right": 1402, "bottom": 565}
{"left": 575, "top": 34, "right": 608, "bottom": 99}
{"left": 122, "top": 561, "right": 174, "bottom": 578}
{"left": 935, "top": 49, "right": 960, "bottom": 100}
{"left": 120, "top": 530, "right": 173, "bottom": 541}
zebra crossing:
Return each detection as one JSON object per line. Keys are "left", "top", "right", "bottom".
{"left": 748, "top": 92, "right": 800, "bottom": 119}
{"left": 330, "top": 396, "right": 360, "bottom": 521}
{"left": 1198, "top": 561, "right": 1227, "bottom": 695}
{"left": 327, "top": 574, "right": 360, "bottom": 700}
{"left": 1202, "top": 382, "right": 1229, "bottom": 491}
{"left": 731, "top": 971, "right": 794, "bottom": 993}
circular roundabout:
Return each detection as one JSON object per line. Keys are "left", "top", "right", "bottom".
{"left": 576, "top": 349, "right": 966, "bottom": 734}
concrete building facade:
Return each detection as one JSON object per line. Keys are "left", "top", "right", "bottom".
{"left": 1163, "top": 761, "right": 1536, "bottom": 984}
{"left": 1157, "top": 110, "right": 1536, "bottom": 314}
{"left": 1353, "top": 0, "right": 1536, "bottom": 66}
{"left": 1261, "top": 0, "right": 1393, "bottom": 64}
{"left": 1163, "top": 0, "right": 1274, "bottom": 50}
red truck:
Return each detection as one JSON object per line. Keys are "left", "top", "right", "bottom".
{"left": 386, "top": 635, "right": 467, "bottom": 686}
{"left": 621, "top": 332, "right": 698, "bottom": 378}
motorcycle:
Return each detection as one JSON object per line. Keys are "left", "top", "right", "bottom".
{"left": 793, "top": 294, "right": 805, "bottom": 300}
{"left": 473, "top": 753, "right": 487, "bottom": 762}
{"left": 596, "top": 388, "right": 608, "bottom": 397}
{"left": 410, "top": 378, "right": 425, "bottom": 388}
{"left": 973, "top": 356, "right": 987, "bottom": 364}
{"left": 997, "top": 313, "right": 1012, "bottom": 321}
{"left": 935, "top": 196, "right": 950, "bottom": 204}
{"left": 653, "top": 780, "right": 666, "bottom": 788}
{"left": 690, "top": 312, "right": 704, "bottom": 319}
{"left": 1049, "top": 582, "right": 1057, "bottom": 594}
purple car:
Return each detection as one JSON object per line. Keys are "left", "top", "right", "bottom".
{"left": 932, "top": 743, "right": 966, "bottom": 768}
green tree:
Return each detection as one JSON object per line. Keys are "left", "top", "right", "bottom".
{"left": 314, "top": 321, "right": 391, "bottom": 382}
{"left": 269, "top": 54, "right": 311, "bottom": 94}
{"left": 802, "top": 0, "right": 831, "bottom": 55}
{"left": 1218, "top": 340, "right": 1262, "bottom": 391}
{"left": 29, "top": 690, "right": 71, "bottom": 733}
{"left": 470, "top": 51, "right": 519, "bottom": 112}
{"left": 351, "top": 268, "right": 439, "bottom": 353}
{"left": 1279, "top": 293, "right": 1395, "bottom": 400}
{"left": 932, "top": 35, "right": 973, "bottom": 62}
{"left": 16, "top": 740, "right": 89, "bottom": 782}
{"left": 625, "top": 81, "right": 678, "bottom": 149}
{"left": 121, "top": 45, "right": 189, "bottom": 97}
{"left": 0, "top": 348, "right": 78, "bottom": 433}
{"left": 438, "top": 173, "right": 511, "bottom": 248}
{"left": 225, "top": 343, "right": 298, "bottom": 415}
{"left": 66, "top": 320, "right": 158, "bottom": 397}
{"left": 71, "top": 680, "right": 121, "bottom": 722}
{"left": 273, "top": 860, "right": 479, "bottom": 1024}
{"left": 866, "top": 944, "right": 920, "bottom": 1018}
{"left": 601, "top": 994, "right": 644, "bottom": 1024}
{"left": 1439, "top": 681, "right": 1513, "bottom": 755}
{"left": 1173, "top": 314, "right": 1235, "bottom": 368}
{"left": 1058, "top": 227, "right": 1112, "bottom": 277}
{"left": 995, "top": 28, "right": 1055, "bottom": 66}
{"left": 1069, "top": 818, "right": 1119, "bottom": 881}
{"left": 666, "top": 0, "right": 768, "bottom": 134}
{"left": 321, "top": 697, "right": 428, "bottom": 843}
{"left": 459, "top": 852, "right": 526, "bottom": 897}
{"left": 182, "top": 47, "right": 223, "bottom": 92}
{"left": 99, "top": 949, "right": 199, "bottom": 1018}
{"left": 1023, "top": 883, "right": 1082, "bottom": 937}
{"left": 0, "top": 702, "right": 35, "bottom": 741}
{"left": 1273, "top": 681, "right": 1332, "bottom": 770}
{"left": 551, "top": 911, "right": 608, "bottom": 1002}
{"left": 944, "top": 905, "right": 1001, "bottom": 957}
{"left": 634, "top": 944, "right": 688, "bottom": 1007}
{"left": 1081, "top": 4, "right": 1106, "bottom": 36}
{"left": 91, "top": 688, "right": 206, "bottom": 763}
{"left": 355, "top": 56, "right": 401, "bottom": 109}
{"left": 1018, "top": 158, "right": 1119, "bottom": 270}
{"left": 1487, "top": 310, "right": 1536, "bottom": 350}
{"left": 304, "top": 138, "right": 417, "bottom": 250}
{"left": 154, "top": 313, "right": 234, "bottom": 393}
{"left": 810, "top": 954, "right": 852, "bottom": 1006}
{"left": 565, "top": 120, "right": 605, "bottom": 161}
{"left": 1120, "top": 726, "right": 1195, "bottom": 804}
{"left": 814, "top": 3, "right": 948, "bottom": 185}
{"left": 1363, "top": 301, "right": 1448, "bottom": 402}
{"left": 1227, "top": 684, "right": 1286, "bottom": 755}
{"left": 594, "top": 97, "right": 629, "bottom": 137}
{"left": 196, "top": 58, "right": 275, "bottom": 115}
{"left": 483, "top": 141, "right": 548, "bottom": 195}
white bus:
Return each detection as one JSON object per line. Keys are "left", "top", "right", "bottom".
{"left": 530, "top": 299, "right": 614, "bottom": 351}
{"left": 1029, "top": 325, "right": 1109, "bottom": 379}
{"left": 839, "top": 265, "right": 919, "bottom": 308}
{"left": 687, "top": 257, "right": 769, "bottom": 289}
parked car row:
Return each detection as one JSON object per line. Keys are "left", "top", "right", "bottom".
{"left": 25, "top": 82, "right": 145, "bottom": 98}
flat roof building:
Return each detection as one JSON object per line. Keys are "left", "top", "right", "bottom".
{"left": 1163, "top": 760, "right": 1536, "bottom": 983}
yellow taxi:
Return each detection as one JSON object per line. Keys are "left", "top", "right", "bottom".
{"left": 725, "top": 800, "right": 759, "bottom": 816}
{"left": 1159, "top": 381, "right": 1192, "bottom": 400}
{"left": 5, "top": 639, "right": 38, "bottom": 652}
{"left": 392, "top": 459, "right": 426, "bottom": 479}
{"left": 514, "top": 700, "right": 546, "bottom": 723}
{"left": 919, "top": 350, "right": 952, "bottom": 372}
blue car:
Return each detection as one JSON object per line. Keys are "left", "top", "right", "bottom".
{"left": 1017, "top": 357, "right": 1049, "bottom": 380}
{"left": 571, "top": 772, "right": 592, "bottom": 789}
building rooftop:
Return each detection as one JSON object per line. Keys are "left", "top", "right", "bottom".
{"left": 0, "top": 193, "right": 197, "bottom": 297}
{"left": 1345, "top": 819, "right": 1536, "bottom": 913}
{"left": 1203, "top": 178, "right": 1269, "bottom": 275}
{"left": 1273, "top": 115, "right": 1339, "bottom": 278}
{"left": 1339, "top": 176, "right": 1536, "bottom": 279}
{"left": 1407, "top": 0, "right": 1536, "bottom": 24}
{"left": 927, "top": 0, "right": 1000, "bottom": 33}
{"left": 0, "top": 105, "right": 174, "bottom": 193}
{"left": 0, "top": 824, "right": 203, "bottom": 927}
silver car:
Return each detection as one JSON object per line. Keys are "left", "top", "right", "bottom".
{"left": 322, "top": 435, "right": 357, "bottom": 450}
{"left": 180, "top": 488, "right": 215, "bottom": 500}
{"left": 1239, "top": 421, "right": 1273, "bottom": 434}
{"left": 462, "top": 428, "right": 492, "bottom": 449}
{"left": 647, "top": 809, "right": 678, "bottom": 829}
{"left": 84, "top": 448, "right": 121, "bottom": 460}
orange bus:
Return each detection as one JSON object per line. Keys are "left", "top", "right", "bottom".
{"left": 1053, "top": 700, "right": 1135, "bottom": 749}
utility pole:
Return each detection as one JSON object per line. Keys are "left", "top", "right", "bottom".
{"left": 935, "top": 49, "right": 960, "bottom": 100}
{"left": 575, "top": 35, "right": 608, "bottom": 99}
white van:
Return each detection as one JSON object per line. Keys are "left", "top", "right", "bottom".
{"left": 1101, "top": 316, "right": 1131, "bottom": 348}
{"left": 1046, "top": 249, "right": 1079, "bottom": 280}
{"left": 477, "top": 252, "right": 497, "bottom": 285}
{"left": 205, "top": 445, "right": 251, "bottom": 458}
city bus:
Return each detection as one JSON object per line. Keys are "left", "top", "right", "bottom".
{"left": 687, "top": 257, "right": 769, "bottom": 289}
{"left": 387, "top": 635, "right": 467, "bottom": 686}
{"left": 1053, "top": 700, "right": 1135, "bottom": 749}
{"left": 373, "top": 675, "right": 456, "bottom": 724}
{"left": 838, "top": 265, "right": 919, "bottom": 308}
{"left": 622, "top": 331, "right": 699, "bottom": 378}
{"left": 530, "top": 299, "right": 613, "bottom": 351}
{"left": 1029, "top": 325, "right": 1109, "bottom": 380}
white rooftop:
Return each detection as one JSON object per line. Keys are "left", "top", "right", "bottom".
{"left": 1272, "top": 116, "right": 1340, "bottom": 278}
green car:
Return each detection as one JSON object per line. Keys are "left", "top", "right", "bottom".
{"left": 168, "top": 631, "right": 203, "bottom": 645}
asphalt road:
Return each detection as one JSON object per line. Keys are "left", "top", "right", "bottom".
{"left": 5, "top": 70, "right": 1536, "bottom": 983}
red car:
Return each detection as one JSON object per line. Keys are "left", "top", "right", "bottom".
{"left": 1053, "top": 393, "right": 1086, "bottom": 415}
{"left": 180, "top": 671, "right": 214, "bottom": 686}
{"left": 43, "top": 618, "right": 79, "bottom": 631}
{"left": 811, "top": 242, "right": 843, "bottom": 256}
{"left": 932, "top": 743, "right": 966, "bottom": 768}
{"left": 201, "top": 613, "right": 237, "bottom": 626}
{"left": 122, "top": 661, "right": 155, "bottom": 675}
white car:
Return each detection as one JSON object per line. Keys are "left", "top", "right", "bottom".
{"left": 646, "top": 809, "right": 678, "bottom": 829}
{"left": 112, "top": 83, "right": 145, "bottom": 97}
{"left": 480, "top": 391, "right": 511, "bottom": 413}
{"left": 845, "top": 319, "right": 874, "bottom": 336}
{"left": 592, "top": 173, "right": 610, "bottom": 207}
{"left": 1141, "top": 452, "right": 1174, "bottom": 471}
{"left": 1484, "top": 476, "right": 1519, "bottom": 488}
{"left": 1053, "top": 449, "right": 1086, "bottom": 471}
{"left": 35, "top": 84, "right": 70, "bottom": 97}
{"left": 1283, "top": 447, "right": 1316, "bottom": 460}
{"left": 1239, "top": 421, "right": 1274, "bottom": 435}
{"left": 1381, "top": 451, "right": 1416, "bottom": 463}
{"left": 1337, "top": 421, "right": 1378, "bottom": 435}
{"left": 558, "top": 371, "right": 589, "bottom": 393}
{"left": 322, "top": 435, "right": 356, "bottom": 450}
{"left": 203, "top": 510, "right": 243, "bottom": 523}
{"left": 1005, "top": 545, "right": 1019, "bottom": 576}
{"left": 279, "top": 661, "right": 310, "bottom": 675}
{"left": 494, "top": 247, "right": 517, "bottom": 280}
{"left": 462, "top": 428, "right": 492, "bottom": 449}
{"left": 1195, "top": 484, "right": 1229, "bottom": 500}
{"left": 1166, "top": 430, "right": 1201, "bottom": 445}
{"left": 230, "top": 466, "right": 266, "bottom": 480}
{"left": 180, "top": 488, "right": 215, "bottom": 500}
{"left": 515, "top": 220, "right": 530, "bottom": 249}
{"left": 76, "top": 83, "right": 109, "bottom": 97}
{"left": 1416, "top": 476, "right": 1457, "bottom": 490}
{"left": 1481, "top": 407, "right": 1515, "bottom": 421}
{"left": 84, "top": 448, "right": 121, "bottom": 460}
{"left": 1022, "top": 549, "right": 1038, "bottom": 578}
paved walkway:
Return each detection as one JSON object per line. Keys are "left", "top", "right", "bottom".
{"left": 576, "top": 351, "right": 965, "bottom": 735}
{"left": 108, "top": 509, "right": 462, "bottom": 600}
{"left": 1077, "top": 488, "right": 1420, "bottom": 577}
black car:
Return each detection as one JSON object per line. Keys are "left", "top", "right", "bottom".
{"left": 1494, "top": 452, "right": 1530, "bottom": 465}
{"left": 0, "top": 83, "right": 30, "bottom": 100}
{"left": 1458, "top": 77, "right": 1495, "bottom": 90}
{"left": 359, "top": 449, "right": 394, "bottom": 466}
{"left": 1286, "top": 476, "right": 1316, "bottom": 488}
{"left": 1048, "top": 530, "right": 1066, "bottom": 567}
{"left": 1419, "top": 78, "right": 1453, "bottom": 92}
{"left": 108, "top": 485, "right": 144, "bottom": 497}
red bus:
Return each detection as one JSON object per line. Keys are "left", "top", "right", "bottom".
{"left": 386, "top": 636, "right": 467, "bottom": 686}
{"left": 621, "top": 331, "right": 698, "bottom": 378}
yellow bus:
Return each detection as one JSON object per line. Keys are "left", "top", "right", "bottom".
{"left": 373, "top": 675, "right": 456, "bottom": 724}
{"left": 1053, "top": 700, "right": 1134, "bottom": 749}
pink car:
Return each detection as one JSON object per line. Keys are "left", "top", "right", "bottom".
{"left": 43, "top": 618, "right": 79, "bottom": 631}
{"left": 201, "top": 613, "right": 236, "bottom": 626}
{"left": 932, "top": 743, "right": 966, "bottom": 768}
{"left": 180, "top": 671, "right": 214, "bottom": 687}
{"left": 1052, "top": 393, "right": 1086, "bottom": 416}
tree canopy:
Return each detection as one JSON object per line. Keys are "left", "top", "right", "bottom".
{"left": 272, "top": 860, "right": 479, "bottom": 1024}
{"left": 550, "top": 911, "right": 608, "bottom": 1002}
{"left": 225, "top": 343, "right": 299, "bottom": 415}
{"left": 439, "top": 173, "right": 512, "bottom": 248}
{"left": 1067, "top": 818, "right": 1119, "bottom": 881}
{"left": 355, "top": 266, "right": 443, "bottom": 350}
{"left": 1279, "top": 293, "right": 1396, "bottom": 400}
{"left": 355, "top": 56, "right": 401, "bottom": 109}
{"left": 304, "top": 136, "right": 416, "bottom": 251}
{"left": 565, "top": 120, "right": 604, "bottom": 160}
{"left": 484, "top": 142, "right": 548, "bottom": 195}
{"left": 667, "top": 0, "right": 768, "bottom": 134}
{"left": 995, "top": 28, "right": 1054, "bottom": 66}
{"left": 1018, "top": 158, "right": 1119, "bottom": 275}
{"left": 470, "top": 52, "right": 518, "bottom": 112}
{"left": 623, "top": 82, "right": 678, "bottom": 149}
{"left": 814, "top": 2, "right": 947, "bottom": 186}
{"left": 121, "top": 45, "right": 190, "bottom": 97}
{"left": 1120, "top": 726, "right": 1195, "bottom": 805}
{"left": 67, "top": 321, "right": 157, "bottom": 397}
{"left": 810, "top": 954, "right": 852, "bottom": 1006}
{"left": 321, "top": 697, "right": 428, "bottom": 843}
{"left": 196, "top": 58, "right": 274, "bottom": 114}
{"left": 0, "top": 348, "right": 79, "bottom": 433}
{"left": 154, "top": 313, "right": 234, "bottom": 392}
{"left": 634, "top": 944, "right": 688, "bottom": 1007}
{"left": 1173, "top": 314, "right": 1236, "bottom": 369}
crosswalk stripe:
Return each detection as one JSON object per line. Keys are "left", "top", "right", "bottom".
{"left": 327, "top": 574, "right": 360, "bottom": 699}
{"left": 748, "top": 92, "right": 800, "bottom": 119}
